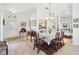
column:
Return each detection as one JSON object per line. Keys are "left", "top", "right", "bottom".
{"left": 72, "top": 3, "right": 79, "bottom": 45}
{"left": 0, "top": 11, "right": 3, "bottom": 41}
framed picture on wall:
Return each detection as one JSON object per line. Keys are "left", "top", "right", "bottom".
{"left": 20, "top": 22, "right": 26, "bottom": 27}
{"left": 8, "top": 14, "right": 16, "bottom": 18}
{"left": 39, "top": 20, "right": 47, "bottom": 29}
{"left": 73, "top": 18, "right": 79, "bottom": 22}
{"left": 30, "top": 20, "right": 36, "bottom": 26}
{"left": 73, "top": 24, "right": 79, "bottom": 28}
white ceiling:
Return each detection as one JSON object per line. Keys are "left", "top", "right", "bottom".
{"left": 1, "top": 3, "right": 38, "bottom": 12}
{"left": 0, "top": 3, "right": 72, "bottom": 14}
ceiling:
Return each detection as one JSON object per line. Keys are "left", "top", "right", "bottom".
{"left": 1, "top": 3, "right": 38, "bottom": 13}
{"left": 0, "top": 3, "right": 72, "bottom": 14}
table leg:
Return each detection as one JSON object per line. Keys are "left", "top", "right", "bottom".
{"left": 37, "top": 49, "right": 40, "bottom": 54}
{"left": 31, "top": 36, "right": 32, "bottom": 42}
{"left": 33, "top": 45, "right": 35, "bottom": 50}
{"left": 27, "top": 36, "right": 28, "bottom": 40}
{"left": 6, "top": 48, "right": 8, "bottom": 55}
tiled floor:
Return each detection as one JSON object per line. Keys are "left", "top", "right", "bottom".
{"left": 5, "top": 36, "right": 79, "bottom": 55}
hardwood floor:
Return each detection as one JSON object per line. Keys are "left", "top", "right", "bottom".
{"left": 5, "top": 37, "right": 46, "bottom": 55}
{"left": 54, "top": 38, "right": 79, "bottom": 55}
{"left": 4, "top": 36, "right": 79, "bottom": 55}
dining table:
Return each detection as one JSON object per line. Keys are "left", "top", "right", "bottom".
{"left": 39, "top": 32, "right": 56, "bottom": 45}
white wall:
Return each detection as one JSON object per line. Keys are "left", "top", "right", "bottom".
{"left": 0, "top": 10, "right": 1, "bottom": 40}
{"left": 37, "top": 3, "right": 72, "bottom": 34}
{"left": 0, "top": 4, "right": 52, "bottom": 39}
{"left": 27, "top": 8, "right": 37, "bottom": 31}
{"left": 3, "top": 8, "right": 37, "bottom": 38}
{"left": 54, "top": 3, "right": 72, "bottom": 35}
{"left": 72, "top": 3, "right": 79, "bottom": 45}
{"left": 3, "top": 3, "right": 73, "bottom": 39}
{"left": 3, "top": 10, "right": 19, "bottom": 38}
{"left": 0, "top": 4, "right": 4, "bottom": 41}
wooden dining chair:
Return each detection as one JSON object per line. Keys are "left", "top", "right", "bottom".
{"left": 33, "top": 38, "right": 42, "bottom": 53}
{"left": 54, "top": 31, "right": 64, "bottom": 49}
{"left": 49, "top": 32, "right": 61, "bottom": 51}
{"left": 60, "top": 31, "right": 64, "bottom": 46}
{"left": 0, "top": 41, "right": 8, "bottom": 55}
{"left": 19, "top": 28, "right": 26, "bottom": 37}
{"left": 49, "top": 39, "right": 58, "bottom": 51}
{"left": 33, "top": 36, "right": 48, "bottom": 54}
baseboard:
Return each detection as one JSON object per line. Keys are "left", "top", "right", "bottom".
{"left": 64, "top": 35, "right": 72, "bottom": 39}
{"left": 4, "top": 36, "right": 21, "bottom": 40}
